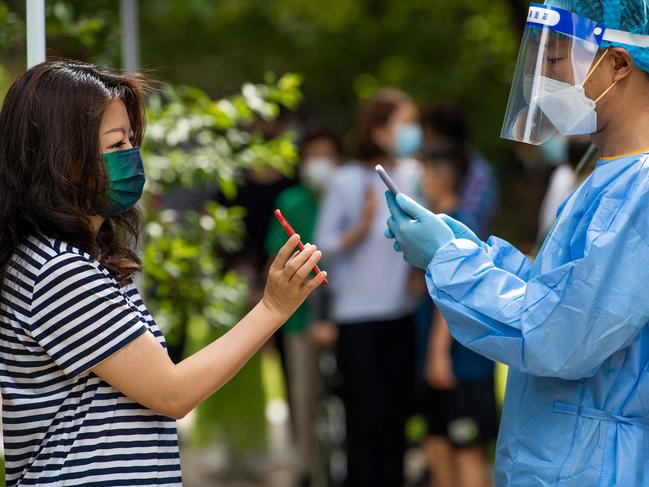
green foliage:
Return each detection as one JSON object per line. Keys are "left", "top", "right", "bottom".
{"left": 141, "top": 74, "right": 302, "bottom": 450}
{"left": 1, "top": 0, "right": 526, "bottom": 156}
{"left": 141, "top": 204, "right": 247, "bottom": 346}
{"left": 144, "top": 74, "right": 302, "bottom": 196}
{"left": 0, "top": 1, "right": 24, "bottom": 102}
{"left": 141, "top": 74, "right": 302, "bottom": 340}
{"left": 138, "top": 0, "right": 523, "bottom": 155}
{"left": 0, "top": 2, "right": 23, "bottom": 52}
{"left": 1, "top": 0, "right": 121, "bottom": 69}
{"left": 47, "top": 1, "right": 112, "bottom": 53}
{"left": 0, "top": 64, "right": 9, "bottom": 104}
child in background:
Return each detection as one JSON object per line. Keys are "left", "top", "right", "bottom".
{"left": 418, "top": 146, "right": 499, "bottom": 487}
{"left": 423, "top": 103, "right": 500, "bottom": 238}
{"left": 264, "top": 127, "right": 342, "bottom": 487}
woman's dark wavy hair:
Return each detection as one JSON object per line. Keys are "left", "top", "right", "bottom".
{"left": 350, "top": 88, "right": 412, "bottom": 163}
{"left": 0, "top": 60, "right": 148, "bottom": 285}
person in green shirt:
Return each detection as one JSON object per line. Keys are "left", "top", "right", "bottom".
{"left": 264, "top": 127, "right": 342, "bottom": 487}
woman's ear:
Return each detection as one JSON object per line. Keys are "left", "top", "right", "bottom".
{"left": 611, "top": 47, "right": 634, "bottom": 83}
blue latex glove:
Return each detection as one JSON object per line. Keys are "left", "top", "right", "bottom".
{"left": 384, "top": 191, "right": 454, "bottom": 269}
{"left": 438, "top": 214, "right": 488, "bottom": 251}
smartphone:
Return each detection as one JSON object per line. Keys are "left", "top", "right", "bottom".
{"left": 273, "top": 209, "right": 328, "bottom": 287}
{"left": 375, "top": 164, "right": 401, "bottom": 195}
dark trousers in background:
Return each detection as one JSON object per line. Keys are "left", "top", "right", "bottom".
{"left": 337, "top": 315, "right": 416, "bottom": 487}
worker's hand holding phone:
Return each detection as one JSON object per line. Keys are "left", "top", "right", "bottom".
{"left": 378, "top": 163, "right": 455, "bottom": 269}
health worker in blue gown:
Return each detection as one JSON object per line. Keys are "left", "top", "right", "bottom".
{"left": 385, "top": 2, "right": 649, "bottom": 486}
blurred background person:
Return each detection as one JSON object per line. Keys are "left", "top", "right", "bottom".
{"left": 217, "top": 108, "right": 302, "bottom": 300}
{"left": 264, "top": 126, "right": 343, "bottom": 487}
{"left": 315, "top": 88, "right": 423, "bottom": 487}
{"left": 423, "top": 103, "right": 500, "bottom": 238}
{"left": 537, "top": 136, "right": 594, "bottom": 240}
{"left": 417, "top": 146, "right": 498, "bottom": 487}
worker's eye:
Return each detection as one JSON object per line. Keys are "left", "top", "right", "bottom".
{"left": 546, "top": 56, "right": 566, "bottom": 67}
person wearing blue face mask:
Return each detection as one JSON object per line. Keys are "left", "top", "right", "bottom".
{"left": 537, "top": 136, "right": 593, "bottom": 240}
{"left": 393, "top": 120, "right": 424, "bottom": 158}
{"left": 315, "top": 88, "right": 423, "bottom": 487}
{"left": 385, "top": 1, "right": 649, "bottom": 485}
{"left": 0, "top": 61, "right": 327, "bottom": 486}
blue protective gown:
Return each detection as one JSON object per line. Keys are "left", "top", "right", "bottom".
{"left": 426, "top": 151, "right": 649, "bottom": 486}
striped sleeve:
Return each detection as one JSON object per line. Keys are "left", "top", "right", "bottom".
{"left": 29, "top": 252, "right": 147, "bottom": 378}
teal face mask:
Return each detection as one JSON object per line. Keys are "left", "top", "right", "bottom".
{"left": 101, "top": 147, "right": 145, "bottom": 217}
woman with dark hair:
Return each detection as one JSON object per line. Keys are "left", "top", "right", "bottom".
{"left": 315, "top": 89, "right": 423, "bottom": 487}
{"left": 0, "top": 61, "right": 326, "bottom": 486}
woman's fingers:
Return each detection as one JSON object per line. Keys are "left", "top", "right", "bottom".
{"left": 284, "top": 244, "right": 317, "bottom": 279}
{"left": 304, "top": 270, "right": 328, "bottom": 292}
{"left": 291, "top": 248, "right": 323, "bottom": 283}
{"left": 271, "top": 234, "right": 301, "bottom": 271}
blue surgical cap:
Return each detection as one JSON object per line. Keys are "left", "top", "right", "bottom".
{"left": 545, "top": 0, "right": 649, "bottom": 72}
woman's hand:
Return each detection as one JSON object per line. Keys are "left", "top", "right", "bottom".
{"left": 263, "top": 234, "right": 327, "bottom": 317}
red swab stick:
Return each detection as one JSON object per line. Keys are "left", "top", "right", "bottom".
{"left": 274, "top": 209, "right": 328, "bottom": 287}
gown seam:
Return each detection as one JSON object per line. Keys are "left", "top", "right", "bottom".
{"left": 555, "top": 380, "right": 586, "bottom": 483}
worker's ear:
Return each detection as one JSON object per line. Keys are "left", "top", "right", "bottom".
{"left": 611, "top": 47, "right": 634, "bottom": 83}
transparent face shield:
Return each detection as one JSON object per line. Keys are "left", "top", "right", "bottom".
{"left": 501, "top": 4, "right": 606, "bottom": 145}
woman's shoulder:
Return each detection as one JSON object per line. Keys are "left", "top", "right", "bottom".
{"left": 21, "top": 234, "right": 93, "bottom": 263}
{"left": 11, "top": 234, "right": 111, "bottom": 286}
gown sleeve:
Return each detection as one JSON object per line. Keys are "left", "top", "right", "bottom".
{"left": 427, "top": 176, "right": 649, "bottom": 380}
{"left": 486, "top": 236, "right": 534, "bottom": 281}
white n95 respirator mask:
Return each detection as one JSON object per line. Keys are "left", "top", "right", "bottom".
{"left": 532, "top": 76, "right": 597, "bottom": 136}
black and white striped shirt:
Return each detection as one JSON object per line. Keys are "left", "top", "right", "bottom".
{"left": 0, "top": 234, "right": 182, "bottom": 486}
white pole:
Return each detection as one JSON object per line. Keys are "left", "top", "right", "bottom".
{"left": 120, "top": 0, "right": 140, "bottom": 72}
{"left": 26, "top": 0, "right": 46, "bottom": 68}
